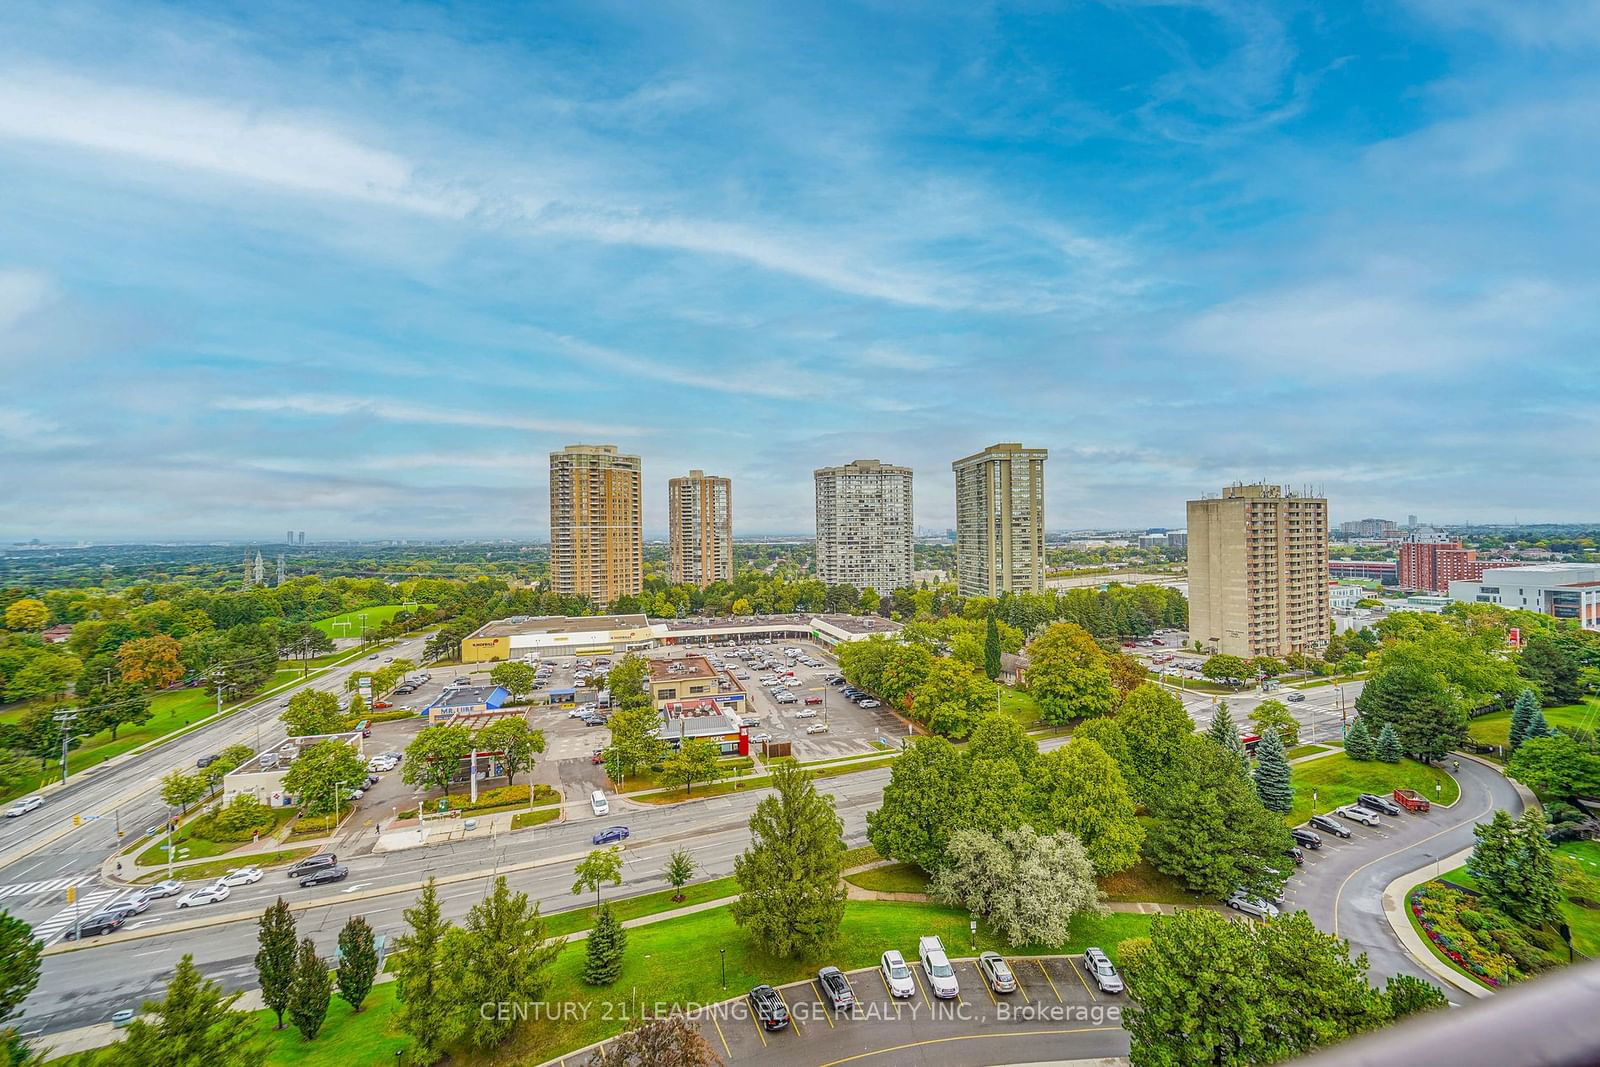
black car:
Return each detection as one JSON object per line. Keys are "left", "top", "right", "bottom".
{"left": 195, "top": 754, "right": 219, "bottom": 769}
{"left": 299, "top": 864, "right": 349, "bottom": 888}
{"left": 288, "top": 854, "right": 338, "bottom": 878}
{"left": 362, "top": 775, "right": 379, "bottom": 789}
{"left": 1308, "top": 813, "right": 1353, "bottom": 838}
{"left": 1358, "top": 793, "right": 1402, "bottom": 817}
{"left": 747, "top": 985, "right": 790, "bottom": 1031}
{"left": 64, "top": 915, "right": 125, "bottom": 939}
{"left": 1285, "top": 845, "right": 1304, "bottom": 865}
{"left": 817, "top": 966, "right": 855, "bottom": 1010}
{"left": 581, "top": 714, "right": 608, "bottom": 727}
{"left": 1290, "top": 827, "right": 1323, "bottom": 849}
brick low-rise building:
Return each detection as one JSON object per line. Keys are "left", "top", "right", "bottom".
{"left": 1398, "top": 530, "right": 1518, "bottom": 594}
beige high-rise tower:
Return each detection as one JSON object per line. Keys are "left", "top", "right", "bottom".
{"left": 1187, "top": 483, "right": 1329, "bottom": 658}
{"left": 952, "top": 443, "right": 1048, "bottom": 597}
{"left": 813, "top": 459, "right": 914, "bottom": 593}
{"left": 668, "top": 470, "right": 732, "bottom": 589}
{"left": 549, "top": 444, "right": 643, "bottom": 603}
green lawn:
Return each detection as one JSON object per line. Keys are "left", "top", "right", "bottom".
{"left": 1557, "top": 841, "right": 1600, "bottom": 958}
{"left": 311, "top": 604, "right": 433, "bottom": 640}
{"left": 999, "top": 686, "right": 1043, "bottom": 727}
{"left": 1286, "top": 743, "right": 1332, "bottom": 760}
{"left": 258, "top": 982, "right": 412, "bottom": 1066}
{"left": 1099, "top": 860, "right": 1205, "bottom": 905}
{"left": 1286, "top": 752, "right": 1458, "bottom": 826}
{"left": 509, "top": 808, "right": 560, "bottom": 831}
{"left": 133, "top": 806, "right": 298, "bottom": 867}
{"left": 845, "top": 862, "right": 931, "bottom": 894}
{"left": 129, "top": 847, "right": 315, "bottom": 884}
{"left": 544, "top": 876, "right": 742, "bottom": 938}
{"left": 1466, "top": 698, "right": 1600, "bottom": 754}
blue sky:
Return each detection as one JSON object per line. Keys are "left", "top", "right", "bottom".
{"left": 2, "top": 0, "right": 1597, "bottom": 541}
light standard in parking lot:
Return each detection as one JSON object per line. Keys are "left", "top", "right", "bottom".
{"left": 720, "top": 948, "right": 726, "bottom": 990}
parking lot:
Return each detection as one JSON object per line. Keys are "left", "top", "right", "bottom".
{"left": 555, "top": 954, "right": 1128, "bottom": 1066}
{"left": 1276, "top": 785, "right": 1442, "bottom": 924}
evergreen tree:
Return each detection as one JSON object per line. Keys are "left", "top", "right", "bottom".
{"left": 1509, "top": 688, "right": 1538, "bottom": 751}
{"left": 582, "top": 902, "right": 627, "bottom": 985}
{"left": 391, "top": 878, "right": 458, "bottom": 1061}
{"left": 0, "top": 912, "right": 42, "bottom": 1031}
{"left": 253, "top": 898, "right": 297, "bottom": 1030}
{"left": 447, "top": 875, "right": 564, "bottom": 1050}
{"left": 120, "top": 955, "right": 258, "bottom": 1066}
{"left": 983, "top": 613, "right": 1002, "bottom": 680}
{"left": 1205, "top": 702, "right": 1248, "bottom": 776}
{"left": 731, "top": 763, "right": 848, "bottom": 958}
{"left": 287, "top": 938, "right": 332, "bottom": 1041}
{"left": 1470, "top": 808, "right": 1563, "bottom": 927}
{"left": 1344, "top": 717, "right": 1375, "bottom": 761}
{"left": 1524, "top": 704, "right": 1553, "bottom": 742}
{"left": 1251, "top": 729, "right": 1294, "bottom": 813}
{"left": 335, "top": 916, "right": 378, "bottom": 1013}
{"left": 1375, "top": 723, "right": 1403, "bottom": 764}
{"left": 1384, "top": 974, "right": 1449, "bottom": 1019}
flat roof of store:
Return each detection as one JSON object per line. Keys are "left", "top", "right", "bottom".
{"left": 472, "top": 614, "right": 649, "bottom": 639}
{"left": 648, "top": 654, "right": 718, "bottom": 682}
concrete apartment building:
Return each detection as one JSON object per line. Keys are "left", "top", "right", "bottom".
{"left": 1398, "top": 529, "right": 1517, "bottom": 594}
{"left": 1187, "top": 483, "right": 1330, "bottom": 658}
{"left": 548, "top": 444, "right": 643, "bottom": 603}
{"left": 668, "top": 470, "right": 733, "bottom": 589}
{"left": 1449, "top": 563, "right": 1600, "bottom": 631}
{"left": 951, "top": 443, "right": 1048, "bottom": 597}
{"left": 813, "top": 459, "right": 914, "bottom": 594}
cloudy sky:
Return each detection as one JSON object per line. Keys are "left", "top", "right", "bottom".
{"left": 2, "top": 1, "right": 1597, "bottom": 541}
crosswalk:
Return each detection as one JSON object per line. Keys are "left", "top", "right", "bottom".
{"left": 31, "top": 887, "right": 123, "bottom": 941}
{"left": 0, "top": 874, "right": 98, "bottom": 903}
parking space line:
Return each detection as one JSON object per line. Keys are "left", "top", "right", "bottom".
{"left": 911, "top": 964, "right": 933, "bottom": 1006}
{"left": 1034, "top": 958, "right": 1062, "bottom": 1003}
{"left": 817, "top": 1026, "right": 1124, "bottom": 1067}
{"left": 811, "top": 979, "right": 835, "bottom": 1028}
{"left": 1068, "top": 955, "right": 1098, "bottom": 1001}
{"left": 775, "top": 987, "right": 802, "bottom": 1036}
{"left": 977, "top": 963, "right": 996, "bottom": 1005}
{"left": 748, "top": 1004, "right": 768, "bottom": 1048}
{"left": 708, "top": 1012, "right": 731, "bottom": 1059}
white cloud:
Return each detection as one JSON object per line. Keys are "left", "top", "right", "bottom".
{"left": 212, "top": 394, "right": 650, "bottom": 437}
{"left": 1402, "top": 0, "right": 1600, "bottom": 48}
{"left": 0, "top": 268, "right": 53, "bottom": 333}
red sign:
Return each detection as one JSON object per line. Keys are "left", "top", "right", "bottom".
{"left": 1507, "top": 627, "right": 1521, "bottom": 648}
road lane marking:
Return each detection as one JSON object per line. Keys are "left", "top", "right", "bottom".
{"left": 1034, "top": 959, "right": 1062, "bottom": 1003}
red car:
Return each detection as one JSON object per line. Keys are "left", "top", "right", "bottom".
{"left": 373, "top": 700, "right": 392, "bottom": 709}
{"left": 591, "top": 749, "right": 606, "bottom": 765}
{"left": 804, "top": 696, "right": 823, "bottom": 705}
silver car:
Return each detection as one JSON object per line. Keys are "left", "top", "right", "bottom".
{"left": 978, "top": 951, "right": 1017, "bottom": 993}
{"left": 1336, "top": 804, "right": 1380, "bottom": 827}
{"left": 1081, "top": 947, "right": 1124, "bottom": 993}
{"left": 1226, "top": 892, "right": 1280, "bottom": 919}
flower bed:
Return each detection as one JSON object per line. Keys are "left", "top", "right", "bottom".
{"left": 1407, "top": 881, "right": 1561, "bottom": 987}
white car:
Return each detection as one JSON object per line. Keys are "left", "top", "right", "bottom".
{"left": 176, "top": 884, "right": 231, "bottom": 908}
{"left": 1336, "top": 804, "right": 1381, "bottom": 827}
{"left": 136, "top": 880, "right": 183, "bottom": 902}
{"left": 806, "top": 723, "right": 830, "bottom": 734}
{"left": 5, "top": 796, "right": 43, "bottom": 818}
{"left": 858, "top": 699, "right": 881, "bottom": 709}
{"left": 880, "top": 950, "right": 915, "bottom": 997}
{"left": 216, "top": 867, "right": 263, "bottom": 887}
{"left": 794, "top": 708, "right": 818, "bottom": 718}
{"left": 918, "top": 935, "right": 959, "bottom": 998}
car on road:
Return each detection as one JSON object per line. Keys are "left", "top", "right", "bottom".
{"left": 95, "top": 897, "right": 151, "bottom": 920}
{"left": 805, "top": 723, "right": 829, "bottom": 734}
{"left": 5, "top": 796, "right": 43, "bottom": 818}
{"left": 287, "top": 854, "right": 338, "bottom": 879}
{"left": 747, "top": 984, "right": 790, "bottom": 1031}
{"left": 1309, "top": 813, "right": 1353, "bottom": 838}
{"left": 300, "top": 864, "right": 349, "bottom": 888}
{"left": 858, "top": 699, "right": 881, "bottom": 709}
{"left": 1225, "top": 892, "right": 1280, "bottom": 919}
{"left": 176, "top": 884, "right": 231, "bottom": 909}
{"left": 918, "top": 935, "right": 959, "bottom": 998}
{"left": 135, "top": 880, "right": 183, "bottom": 903}
{"left": 1290, "top": 827, "right": 1323, "bottom": 849}
{"left": 63, "top": 914, "right": 126, "bottom": 940}
{"left": 1286, "top": 692, "right": 1306, "bottom": 702}
{"left": 1358, "top": 793, "right": 1403, "bottom": 817}
{"left": 1336, "top": 804, "right": 1380, "bottom": 827}
{"left": 216, "top": 867, "right": 264, "bottom": 887}
{"left": 195, "top": 754, "right": 218, "bottom": 769}
{"left": 795, "top": 708, "right": 818, "bottom": 718}
{"left": 592, "top": 826, "right": 630, "bottom": 845}
{"left": 880, "top": 949, "right": 915, "bottom": 997}
{"left": 1081, "top": 948, "right": 1123, "bottom": 993}
{"left": 817, "top": 966, "right": 855, "bottom": 1010}
{"left": 979, "top": 951, "right": 1018, "bottom": 993}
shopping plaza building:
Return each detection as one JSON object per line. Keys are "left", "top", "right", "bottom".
{"left": 457, "top": 612, "right": 901, "bottom": 664}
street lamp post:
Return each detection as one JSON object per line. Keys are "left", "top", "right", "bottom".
{"left": 720, "top": 948, "right": 726, "bottom": 990}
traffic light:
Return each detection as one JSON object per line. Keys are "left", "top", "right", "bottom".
{"left": 72, "top": 814, "right": 82, "bottom": 827}
{"left": 65, "top": 886, "right": 76, "bottom": 904}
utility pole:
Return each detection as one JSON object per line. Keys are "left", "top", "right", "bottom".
{"left": 53, "top": 708, "right": 76, "bottom": 785}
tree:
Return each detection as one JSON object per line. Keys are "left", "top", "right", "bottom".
{"left": 602, "top": 654, "right": 652, "bottom": 710}
{"left": 1251, "top": 729, "right": 1294, "bottom": 814}
{"left": 1384, "top": 974, "right": 1449, "bottom": 1019}
{"left": 0, "top": 912, "right": 41, "bottom": 1031}
{"left": 1469, "top": 808, "right": 1563, "bottom": 928}
{"left": 1524, "top": 702, "right": 1553, "bottom": 742}
{"left": 1146, "top": 736, "right": 1293, "bottom": 900}
{"left": 116, "top": 635, "right": 186, "bottom": 689}
{"left": 1116, "top": 684, "right": 1195, "bottom": 806}
{"left": 216, "top": 743, "right": 256, "bottom": 774}
{"left": 253, "top": 898, "right": 297, "bottom": 1030}
{"left": 1508, "top": 687, "right": 1539, "bottom": 751}
{"left": 401, "top": 723, "right": 474, "bottom": 798}
{"left": 1107, "top": 653, "right": 1149, "bottom": 701}
{"left": 160, "top": 769, "right": 208, "bottom": 815}
{"left": 333, "top": 916, "right": 378, "bottom": 1014}
{"left": 119, "top": 955, "right": 258, "bottom": 1066}
{"left": 1248, "top": 700, "right": 1299, "bottom": 748}
{"left": 1032, "top": 740, "right": 1143, "bottom": 875}
{"left": 1250, "top": 656, "right": 1285, "bottom": 679}
{"left": 730, "top": 597, "right": 753, "bottom": 616}
{"left": 287, "top": 937, "right": 331, "bottom": 1041}
{"left": 282, "top": 690, "right": 343, "bottom": 737}
{"left": 983, "top": 613, "right": 1002, "bottom": 680}
{"left": 583, "top": 902, "right": 627, "bottom": 985}
{"left": 445, "top": 875, "right": 564, "bottom": 1050}
{"left": 76, "top": 680, "right": 152, "bottom": 741}
{"left": 345, "top": 693, "right": 368, "bottom": 723}
{"left": 909, "top": 657, "right": 992, "bottom": 740}
{"left": 1071, "top": 716, "right": 1130, "bottom": 771}
{"left": 1507, "top": 734, "right": 1600, "bottom": 800}
{"left": 931, "top": 826, "right": 1101, "bottom": 947}
{"left": 572, "top": 847, "right": 624, "bottom": 907}
{"left": 6, "top": 655, "right": 79, "bottom": 702}
{"left": 1200, "top": 654, "right": 1251, "bottom": 687}
{"left": 866, "top": 736, "right": 971, "bottom": 871}
{"left": 1025, "top": 623, "right": 1115, "bottom": 723}
{"left": 282, "top": 740, "right": 368, "bottom": 816}
{"left": 3, "top": 600, "right": 47, "bottom": 632}
{"left": 1375, "top": 722, "right": 1402, "bottom": 763}
{"left": 659, "top": 737, "right": 724, "bottom": 796}
{"left": 731, "top": 763, "right": 847, "bottom": 958}
{"left": 963, "top": 711, "right": 1037, "bottom": 771}
{"left": 489, "top": 660, "right": 537, "bottom": 699}
{"left": 1343, "top": 717, "right": 1375, "bottom": 761}
{"left": 664, "top": 848, "right": 698, "bottom": 902}
{"left": 604, "top": 703, "right": 669, "bottom": 782}
{"left": 585, "top": 1012, "right": 721, "bottom": 1067}
{"left": 1355, "top": 660, "right": 1466, "bottom": 760}
{"left": 475, "top": 716, "right": 545, "bottom": 786}
{"left": 1205, "top": 703, "right": 1247, "bottom": 774}
{"left": 391, "top": 879, "right": 457, "bottom": 1062}
{"left": 1521, "top": 633, "right": 1584, "bottom": 706}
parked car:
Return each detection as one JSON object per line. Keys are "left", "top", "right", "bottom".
{"left": 775, "top": 693, "right": 797, "bottom": 704}
{"left": 979, "top": 951, "right": 1018, "bottom": 993}
{"left": 5, "top": 796, "right": 43, "bottom": 818}
{"left": 63, "top": 914, "right": 126, "bottom": 939}
{"left": 918, "top": 935, "right": 959, "bottom": 998}
{"left": 1225, "top": 892, "right": 1280, "bottom": 919}
{"left": 795, "top": 708, "right": 818, "bottom": 718}
{"left": 805, "top": 723, "right": 830, "bottom": 734}
{"left": 817, "top": 966, "right": 855, "bottom": 1010}
{"left": 739, "top": 716, "right": 762, "bottom": 728}
{"left": 858, "top": 699, "right": 881, "bottom": 709}
{"left": 592, "top": 826, "right": 630, "bottom": 845}
{"left": 135, "top": 880, "right": 183, "bottom": 902}
{"left": 1290, "top": 827, "right": 1323, "bottom": 849}
{"left": 581, "top": 715, "right": 608, "bottom": 727}
{"left": 1309, "top": 813, "right": 1353, "bottom": 838}
{"left": 300, "top": 865, "right": 349, "bottom": 888}
{"left": 1081, "top": 947, "right": 1124, "bottom": 993}
{"left": 1336, "top": 804, "right": 1380, "bottom": 827}
{"left": 751, "top": 733, "right": 772, "bottom": 744}
{"left": 372, "top": 700, "right": 392, "bottom": 710}
{"left": 1285, "top": 845, "right": 1305, "bottom": 865}
{"left": 880, "top": 950, "right": 915, "bottom": 997}
{"left": 804, "top": 696, "right": 824, "bottom": 705}
{"left": 175, "top": 884, "right": 231, "bottom": 909}
{"left": 287, "top": 854, "right": 338, "bottom": 878}
{"left": 1392, "top": 788, "right": 1431, "bottom": 814}
{"left": 591, "top": 748, "right": 606, "bottom": 765}
{"left": 1359, "top": 793, "right": 1403, "bottom": 817}
{"left": 747, "top": 985, "right": 790, "bottom": 1030}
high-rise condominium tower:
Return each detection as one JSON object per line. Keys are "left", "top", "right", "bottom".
{"left": 549, "top": 444, "right": 643, "bottom": 603}
{"left": 1187, "top": 483, "right": 1329, "bottom": 658}
{"left": 952, "top": 443, "right": 1048, "bottom": 597}
{"left": 813, "top": 459, "right": 913, "bottom": 594}
{"left": 668, "top": 470, "right": 733, "bottom": 589}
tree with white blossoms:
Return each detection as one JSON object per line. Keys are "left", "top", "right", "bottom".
{"left": 930, "top": 825, "right": 1102, "bottom": 947}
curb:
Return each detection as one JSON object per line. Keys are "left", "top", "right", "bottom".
{"left": 1380, "top": 846, "right": 1491, "bottom": 1000}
